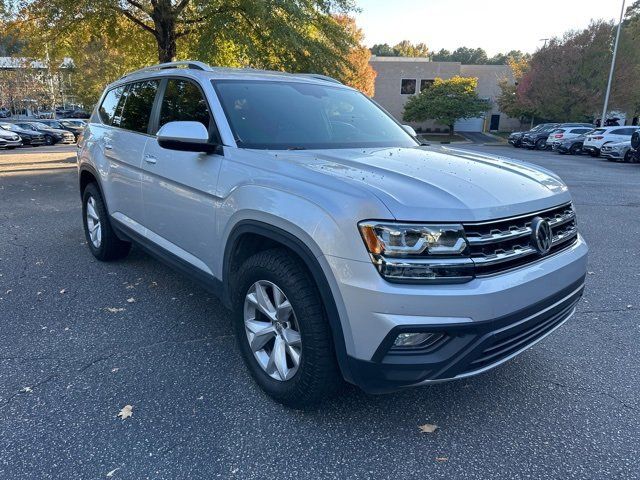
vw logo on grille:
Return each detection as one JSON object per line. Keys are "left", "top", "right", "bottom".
{"left": 531, "top": 216, "right": 552, "bottom": 255}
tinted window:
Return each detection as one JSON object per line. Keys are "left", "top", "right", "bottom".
{"left": 610, "top": 128, "right": 631, "bottom": 135}
{"left": 213, "top": 80, "right": 417, "bottom": 150}
{"left": 98, "top": 86, "right": 125, "bottom": 125}
{"left": 159, "top": 79, "right": 210, "bottom": 130}
{"left": 591, "top": 129, "right": 606, "bottom": 135}
{"left": 118, "top": 80, "right": 159, "bottom": 133}
{"left": 420, "top": 79, "right": 434, "bottom": 92}
{"left": 401, "top": 79, "right": 416, "bottom": 94}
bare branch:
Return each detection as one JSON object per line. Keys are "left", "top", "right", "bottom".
{"left": 118, "top": 8, "right": 158, "bottom": 38}
{"left": 174, "top": 0, "right": 191, "bottom": 14}
{"left": 124, "top": 0, "right": 153, "bottom": 16}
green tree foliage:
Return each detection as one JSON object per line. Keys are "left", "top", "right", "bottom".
{"left": 8, "top": 0, "right": 378, "bottom": 106}
{"left": 403, "top": 76, "right": 490, "bottom": 134}
{"left": 14, "top": 0, "right": 358, "bottom": 66}
{"left": 431, "top": 47, "right": 530, "bottom": 65}
{"left": 370, "top": 40, "right": 428, "bottom": 57}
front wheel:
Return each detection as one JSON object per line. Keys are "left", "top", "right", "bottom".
{"left": 233, "top": 248, "right": 341, "bottom": 408}
{"left": 44, "top": 135, "right": 54, "bottom": 145}
{"left": 82, "top": 183, "right": 131, "bottom": 261}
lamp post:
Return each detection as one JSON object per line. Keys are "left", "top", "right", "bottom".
{"left": 601, "top": 0, "right": 626, "bottom": 126}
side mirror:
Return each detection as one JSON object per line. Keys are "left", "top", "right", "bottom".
{"left": 157, "top": 121, "right": 218, "bottom": 153}
{"left": 402, "top": 124, "right": 417, "bottom": 137}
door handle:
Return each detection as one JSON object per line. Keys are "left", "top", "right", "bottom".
{"left": 144, "top": 154, "right": 157, "bottom": 164}
{"left": 104, "top": 143, "right": 113, "bottom": 150}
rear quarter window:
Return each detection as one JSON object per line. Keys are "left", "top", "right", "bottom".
{"left": 98, "top": 86, "right": 126, "bottom": 125}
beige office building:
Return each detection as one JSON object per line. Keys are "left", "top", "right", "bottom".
{"left": 369, "top": 56, "right": 521, "bottom": 132}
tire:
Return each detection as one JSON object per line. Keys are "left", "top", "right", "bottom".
{"left": 589, "top": 149, "right": 600, "bottom": 157}
{"left": 82, "top": 183, "right": 131, "bottom": 261}
{"left": 624, "top": 150, "right": 633, "bottom": 163}
{"left": 233, "top": 248, "right": 341, "bottom": 408}
{"left": 44, "top": 135, "right": 53, "bottom": 145}
{"left": 569, "top": 143, "right": 582, "bottom": 155}
{"left": 535, "top": 138, "right": 547, "bottom": 150}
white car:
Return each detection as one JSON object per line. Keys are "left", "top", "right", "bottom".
{"left": 600, "top": 141, "right": 633, "bottom": 162}
{"left": 582, "top": 126, "right": 640, "bottom": 157}
{"left": 0, "top": 127, "right": 22, "bottom": 149}
{"left": 546, "top": 127, "right": 594, "bottom": 150}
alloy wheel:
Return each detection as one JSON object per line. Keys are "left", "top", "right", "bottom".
{"left": 243, "top": 280, "right": 302, "bottom": 381}
{"left": 85, "top": 196, "right": 102, "bottom": 248}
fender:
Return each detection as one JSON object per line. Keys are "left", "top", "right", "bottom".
{"left": 223, "top": 220, "right": 355, "bottom": 383}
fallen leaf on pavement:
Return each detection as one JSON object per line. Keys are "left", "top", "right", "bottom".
{"left": 435, "top": 457, "right": 448, "bottom": 462}
{"left": 117, "top": 405, "right": 133, "bottom": 420}
{"left": 21, "top": 386, "right": 33, "bottom": 393}
{"left": 106, "top": 467, "right": 120, "bottom": 477}
{"left": 126, "top": 298, "right": 135, "bottom": 303}
{"left": 105, "top": 307, "right": 125, "bottom": 313}
{"left": 59, "top": 289, "right": 66, "bottom": 294}
{"left": 111, "top": 368, "right": 119, "bottom": 373}
{"left": 418, "top": 423, "right": 438, "bottom": 433}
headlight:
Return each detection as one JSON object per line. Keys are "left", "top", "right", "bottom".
{"left": 358, "top": 222, "right": 473, "bottom": 283}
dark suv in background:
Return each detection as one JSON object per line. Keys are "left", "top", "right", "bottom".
{"left": 521, "top": 123, "right": 593, "bottom": 150}
{"left": 508, "top": 123, "right": 559, "bottom": 147}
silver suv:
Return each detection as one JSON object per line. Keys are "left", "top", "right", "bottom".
{"left": 78, "top": 61, "right": 588, "bottom": 407}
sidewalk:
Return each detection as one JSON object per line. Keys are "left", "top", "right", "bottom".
{"left": 0, "top": 150, "right": 77, "bottom": 174}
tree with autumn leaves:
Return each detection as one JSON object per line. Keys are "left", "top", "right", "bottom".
{"left": 3, "top": 0, "right": 376, "bottom": 106}
{"left": 499, "top": 4, "right": 640, "bottom": 125}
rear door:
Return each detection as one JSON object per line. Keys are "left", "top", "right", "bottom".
{"left": 97, "top": 80, "right": 160, "bottom": 229}
{"left": 140, "top": 77, "right": 224, "bottom": 276}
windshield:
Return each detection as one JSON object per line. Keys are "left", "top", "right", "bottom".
{"left": 31, "top": 122, "right": 51, "bottom": 129}
{"left": 212, "top": 80, "right": 418, "bottom": 150}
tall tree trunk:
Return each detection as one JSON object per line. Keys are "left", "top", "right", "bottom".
{"left": 152, "top": 3, "right": 177, "bottom": 63}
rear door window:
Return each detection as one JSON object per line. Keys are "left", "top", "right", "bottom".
{"left": 118, "top": 80, "right": 160, "bottom": 134}
{"left": 98, "top": 86, "right": 126, "bottom": 125}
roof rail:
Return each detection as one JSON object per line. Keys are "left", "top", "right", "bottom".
{"left": 294, "top": 73, "right": 342, "bottom": 85}
{"left": 120, "top": 61, "right": 212, "bottom": 79}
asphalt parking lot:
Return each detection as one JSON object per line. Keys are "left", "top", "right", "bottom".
{"left": 1, "top": 145, "right": 639, "bottom": 479}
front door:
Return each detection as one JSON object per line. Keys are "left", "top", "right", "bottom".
{"left": 141, "top": 78, "right": 224, "bottom": 277}
{"left": 489, "top": 114, "right": 500, "bottom": 131}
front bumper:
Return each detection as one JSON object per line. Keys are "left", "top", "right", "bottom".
{"left": 601, "top": 150, "right": 625, "bottom": 160}
{"left": 0, "top": 139, "right": 22, "bottom": 148}
{"left": 581, "top": 145, "right": 599, "bottom": 154}
{"left": 326, "top": 235, "right": 588, "bottom": 393}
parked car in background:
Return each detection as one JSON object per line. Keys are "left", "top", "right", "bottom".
{"left": 582, "top": 126, "right": 640, "bottom": 157}
{"left": 0, "top": 108, "right": 11, "bottom": 118}
{"left": 600, "top": 141, "right": 633, "bottom": 162}
{"left": 0, "top": 127, "right": 23, "bottom": 149}
{"left": 508, "top": 123, "right": 559, "bottom": 147}
{"left": 13, "top": 121, "right": 75, "bottom": 145}
{"left": 0, "top": 122, "right": 46, "bottom": 146}
{"left": 522, "top": 123, "right": 592, "bottom": 150}
{"left": 59, "top": 119, "right": 88, "bottom": 128}
{"left": 631, "top": 131, "right": 640, "bottom": 163}
{"left": 546, "top": 127, "right": 594, "bottom": 150}
{"left": 37, "top": 119, "right": 84, "bottom": 140}
{"left": 66, "top": 109, "right": 90, "bottom": 119}
{"left": 556, "top": 134, "right": 588, "bottom": 155}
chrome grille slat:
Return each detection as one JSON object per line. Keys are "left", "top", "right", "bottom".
{"left": 463, "top": 204, "right": 578, "bottom": 275}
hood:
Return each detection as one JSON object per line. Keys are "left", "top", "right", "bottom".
{"left": 0, "top": 129, "right": 19, "bottom": 140}
{"left": 272, "top": 146, "right": 570, "bottom": 222}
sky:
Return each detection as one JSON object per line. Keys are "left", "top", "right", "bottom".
{"left": 354, "top": 0, "right": 627, "bottom": 55}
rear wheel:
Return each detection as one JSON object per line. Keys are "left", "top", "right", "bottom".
{"left": 44, "top": 135, "right": 54, "bottom": 145}
{"left": 535, "top": 138, "right": 547, "bottom": 150}
{"left": 569, "top": 143, "right": 582, "bottom": 155}
{"left": 82, "top": 183, "right": 131, "bottom": 261}
{"left": 589, "top": 149, "right": 600, "bottom": 157}
{"left": 624, "top": 150, "right": 634, "bottom": 163}
{"left": 233, "top": 248, "right": 341, "bottom": 408}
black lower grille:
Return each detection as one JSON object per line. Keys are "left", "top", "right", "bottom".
{"left": 464, "top": 298, "right": 578, "bottom": 373}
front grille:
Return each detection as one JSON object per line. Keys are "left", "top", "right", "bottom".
{"left": 463, "top": 203, "right": 578, "bottom": 276}
{"left": 464, "top": 291, "right": 579, "bottom": 372}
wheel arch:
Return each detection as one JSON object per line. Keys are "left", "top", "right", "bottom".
{"left": 223, "top": 220, "right": 354, "bottom": 383}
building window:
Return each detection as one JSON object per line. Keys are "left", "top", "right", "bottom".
{"left": 400, "top": 79, "right": 416, "bottom": 95}
{"left": 420, "top": 79, "right": 434, "bottom": 92}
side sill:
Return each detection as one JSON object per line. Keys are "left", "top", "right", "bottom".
{"left": 111, "top": 219, "right": 224, "bottom": 301}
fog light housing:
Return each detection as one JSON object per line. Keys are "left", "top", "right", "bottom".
{"left": 393, "top": 332, "right": 438, "bottom": 348}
